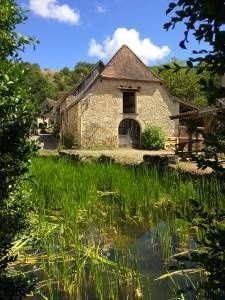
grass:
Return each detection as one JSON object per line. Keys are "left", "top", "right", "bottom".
{"left": 17, "top": 156, "right": 225, "bottom": 299}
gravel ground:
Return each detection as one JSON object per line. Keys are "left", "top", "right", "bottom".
{"left": 60, "top": 149, "right": 174, "bottom": 164}
{"left": 171, "top": 161, "right": 213, "bottom": 175}
{"left": 39, "top": 147, "right": 217, "bottom": 175}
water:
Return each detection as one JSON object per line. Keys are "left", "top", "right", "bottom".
{"left": 24, "top": 158, "right": 221, "bottom": 299}
{"left": 25, "top": 218, "right": 196, "bottom": 299}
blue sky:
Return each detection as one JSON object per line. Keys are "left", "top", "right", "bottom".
{"left": 16, "top": 0, "right": 203, "bottom": 70}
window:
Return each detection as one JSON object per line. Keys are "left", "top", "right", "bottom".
{"left": 123, "top": 91, "right": 136, "bottom": 113}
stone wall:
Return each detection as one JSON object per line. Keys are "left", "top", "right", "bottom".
{"left": 63, "top": 78, "right": 180, "bottom": 149}
{"left": 59, "top": 95, "right": 80, "bottom": 148}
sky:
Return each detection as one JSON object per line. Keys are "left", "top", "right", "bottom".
{"left": 16, "top": 0, "right": 204, "bottom": 70}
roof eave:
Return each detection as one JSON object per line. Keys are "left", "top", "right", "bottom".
{"left": 57, "top": 60, "right": 105, "bottom": 109}
{"left": 66, "top": 75, "right": 101, "bottom": 111}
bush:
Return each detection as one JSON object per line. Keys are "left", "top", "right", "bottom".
{"left": 141, "top": 126, "right": 165, "bottom": 150}
{"left": 0, "top": 0, "right": 37, "bottom": 297}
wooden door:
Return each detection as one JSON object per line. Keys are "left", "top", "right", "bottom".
{"left": 119, "top": 119, "right": 140, "bottom": 148}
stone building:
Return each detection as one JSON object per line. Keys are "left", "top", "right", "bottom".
{"left": 37, "top": 98, "right": 58, "bottom": 129}
{"left": 57, "top": 45, "right": 183, "bottom": 149}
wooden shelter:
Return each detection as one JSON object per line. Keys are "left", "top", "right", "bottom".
{"left": 170, "top": 98, "right": 225, "bottom": 155}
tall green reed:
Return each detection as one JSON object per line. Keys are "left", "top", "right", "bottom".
{"left": 24, "top": 157, "right": 224, "bottom": 299}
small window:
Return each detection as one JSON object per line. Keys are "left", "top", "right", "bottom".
{"left": 123, "top": 91, "right": 136, "bottom": 113}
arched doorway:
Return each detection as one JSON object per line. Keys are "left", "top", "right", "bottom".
{"left": 118, "top": 119, "right": 141, "bottom": 148}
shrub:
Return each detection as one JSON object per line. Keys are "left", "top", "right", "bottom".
{"left": 141, "top": 126, "right": 165, "bottom": 150}
{"left": 0, "top": 0, "right": 37, "bottom": 297}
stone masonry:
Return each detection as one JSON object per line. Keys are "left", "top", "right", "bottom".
{"left": 61, "top": 78, "right": 179, "bottom": 148}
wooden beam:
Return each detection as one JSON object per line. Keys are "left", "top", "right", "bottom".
{"left": 117, "top": 86, "right": 141, "bottom": 92}
{"left": 170, "top": 107, "right": 224, "bottom": 120}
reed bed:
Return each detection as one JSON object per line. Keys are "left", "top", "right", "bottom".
{"left": 21, "top": 156, "right": 224, "bottom": 299}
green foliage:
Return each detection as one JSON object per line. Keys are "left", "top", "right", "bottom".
{"left": 18, "top": 61, "right": 94, "bottom": 110}
{"left": 0, "top": 0, "right": 33, "bottom": 58}
{"left": 72, "top": 61, "right": 94, "bottom": 82}
{"left": 164, "top": 1, "right": 225, "bottom": 103}
{"left": 172, "top": 199, "right": 225, "bottom": 298}
{"left": 25, "top": 157, "right": 224, "bottom": 298}
{"left": 0, "top": 0, "right": 36, "bottom": 297}
{"left": 22, "top": 63, "right": 58, "bottom": 109}
{"left": 165, "top": 0, "right": 225, "bottom": 76}
{"left": 153, "top": 60, "right": 220, "bottom": 106}
{"left": 194, "top": 114, "right": 225, "bottom": 179}
{"left": 163, "top": 1, "right": 225, "bottom": 297}
{"left": 26, "top": 56, "right": 221, "bottom": 110}
{"left": 141, "top": 126, "right": 165, "bottom": 150}
{"left": 53, "top": 61, "right": 94, "bottom": 93}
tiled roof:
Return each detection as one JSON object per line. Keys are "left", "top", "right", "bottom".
{"left": 57, "top": 61, "right": 105, "bottom": 109}
{"left": 100, "top": 45, "right": 161, "bottom": 82}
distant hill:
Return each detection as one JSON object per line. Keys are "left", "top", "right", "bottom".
{"left": 42, "top": 69, "right": 58, "bottom": 82}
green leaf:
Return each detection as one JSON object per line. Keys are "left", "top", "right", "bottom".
{"left": 186, "top": 61, "right": 193, "bottom": 68}
{"left": 179, "top": 40, "right": 187, "bottom": 49}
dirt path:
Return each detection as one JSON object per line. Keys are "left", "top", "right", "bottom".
{"left": 59, "top": 149, "right": 216, "bottom": 175}
{"left": 33, "top": 134, "right": 59, "bottom": 150}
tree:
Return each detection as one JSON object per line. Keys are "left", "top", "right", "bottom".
{"left": 169, "top": 199, "right": 225, "bottom": 298}
{"left": 71, "top": 61, "right": 94, "bottom": 83}
{"left": 0, "top": 0, "right": 36, "bottom": 298}
{"left": 153, "top": 59, "right": 222, "bottom": 106}
{"left": 165, "top": 0, "right": 225, "bottom": 76}
{"left": 163, "top": 1, "right": 225, "bottom": 298}
{"left": 165, "top": 1, "right": 225, "bottom": 172}
{"left": 23, "top": 63, "right": 58, "bottom": 109}
{"left": 153, "top": 60, "right": 209, "bottom": 106}
{"left": 164, "top": 0, "right": 225, "bottom": 104}
{"left": 18, "top": 61, "right": 94, "bottom": 111}
{"left": 53, "top": 61, "right": 94, "bottom": 94}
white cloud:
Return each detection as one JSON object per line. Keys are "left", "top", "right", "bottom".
{"left": 96, "top": 5, "right": 106, "bottom": 14}
{"left": 88, "top": 28, "right": 171, "bottom": 64}
{"left": 29, "top": 0, "right": 80, "bottom": 25}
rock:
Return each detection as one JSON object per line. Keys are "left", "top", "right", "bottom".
{"left": 59, "top": 150, "right": 80, "bottom": 162}
{"left": 143, "top": 154, "right": 177, "bottom": 166}
{"left": 97, "top": 155, "right": 115, "bottom": 164}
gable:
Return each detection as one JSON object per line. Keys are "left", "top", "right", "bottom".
{"left": 40, "top": 98, "right": 57, "bottom": 114}
{"left": 100, "top": 45, "right": 161, "bottom": 83}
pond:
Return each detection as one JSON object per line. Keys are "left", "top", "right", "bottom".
{"left": 21, "top": 157, "right": 224, "bottom": 299}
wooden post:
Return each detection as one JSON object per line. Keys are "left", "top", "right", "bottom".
{"left": 188, "top": 132, "right": 192, "bottom": 154}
